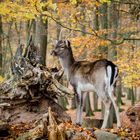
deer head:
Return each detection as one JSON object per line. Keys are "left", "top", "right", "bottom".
{"left": 51, "top": 40, "right": 72, "bottom": 58}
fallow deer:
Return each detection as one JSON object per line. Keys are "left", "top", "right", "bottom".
{"left": 51, "top": 40, "right": 121, "bottom": 128}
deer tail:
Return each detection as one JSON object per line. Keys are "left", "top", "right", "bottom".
{"left": 106, "top": 65, "right": 118, "bottom": 86}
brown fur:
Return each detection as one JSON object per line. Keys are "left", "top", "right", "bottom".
{"left": 69, "top": 59, "right": 112, "bottom": 85}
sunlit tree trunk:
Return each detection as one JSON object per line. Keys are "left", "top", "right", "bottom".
{"left": 136, "top": 87, "right": 140, "bottom": 101}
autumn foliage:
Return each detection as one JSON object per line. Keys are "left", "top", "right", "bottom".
{"left": 0, "top": 0, "right": 139, "bottom": 88}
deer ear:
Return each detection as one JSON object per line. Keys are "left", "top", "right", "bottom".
{"left": 64, "top": 40, "right": 70, "bottom": 48}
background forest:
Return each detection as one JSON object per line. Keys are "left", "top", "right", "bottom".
{"left": 0, "top": 0, "right": 140, "bottom": 89}
{"left": 0, "top": 0, "right": 140, "bottom": 138}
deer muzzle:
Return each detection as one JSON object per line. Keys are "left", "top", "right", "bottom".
{"left": 50, "top": 50, "right": 57, "bottom": 56}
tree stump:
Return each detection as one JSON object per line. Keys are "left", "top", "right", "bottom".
{"left": 0, "top": 39, "right": 73, "bottom": 139}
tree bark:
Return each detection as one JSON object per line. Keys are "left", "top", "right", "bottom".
{"left": 98, "top": 2, "right": 108, "bottom": 56}
{"left": 35, "top": 17, "right": 48, "bottom": 66}
{"left": 85, "top": 93, "right": 93, "bottom": 116}
{"left": 93, "top": 6, "right": 99, "bottom": 111}
{"left": 0, "top": 16, "right": 2, "bottom": 75}
{"left": 107, "top": 0, "right": 119, "bottom": 128}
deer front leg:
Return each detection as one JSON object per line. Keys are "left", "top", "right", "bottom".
{"left": 75, "top": 90, "right": 87, "bottom": 125}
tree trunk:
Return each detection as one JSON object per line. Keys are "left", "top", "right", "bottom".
{"left": 32, "top": 19, "right": 36, "bottom": 43}
{"left": 131, "top": 87, "right": 135, "bottom": 105}
{"left": 107, "top": 1, "right": 118, "bottom": 60}
{"left": 93, "top": 6, "right": 99, "bottom": 111}
{"left": 99, "top": 2, "right": 109, "bottom": 126}
{"left": 127, "top": 88, "right": 132, "bottom": 100}
{"left": 93, "top": 6, "right": 99, "bottom": 31}
{"left": 98, "top": 2, "right": 108, "bottom": 56}
{"left": 116, "top": 77, "right": 123, "bottom": 110}
{"left": 26, "top": 20, "right": 34, "bottom": 45}
{"left": 35, "top": 17, "right": 48, "bottom": 65}
{"left": 107, "top": 0, "right": 120, "bottom": 128}
{"left": 85, "top": 93, "right": 93, "bottom": 116}
{"left": 136, "top": 87, "right": 140, "bottom": 101}
{"left": 0, "top": 16, "right": 2, "bottom": 75}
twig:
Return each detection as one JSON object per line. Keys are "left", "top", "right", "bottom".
{"left": 0, "top": 103, "right": 11, "bottom": 107}
{"left": 34, "top": 2, "right": 140, "bottom": 45}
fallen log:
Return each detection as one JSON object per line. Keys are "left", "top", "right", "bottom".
{"left": 0, "top": 38, "right": 73, "bottom": 139}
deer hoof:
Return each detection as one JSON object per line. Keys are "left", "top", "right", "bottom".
{"left": 75, "top": 122, "right": 82, "bottom": 126}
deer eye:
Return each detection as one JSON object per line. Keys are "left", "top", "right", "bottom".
{"left": 60, "top": 47, "right": 65, "bottom": 50}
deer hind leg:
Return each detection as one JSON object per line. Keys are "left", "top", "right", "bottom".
{"left": 76, "top": 90, "right": 87, "bottom": 125}
{"left": 108, "top": 87, "right": 121, "bottom": 128}
{"left": 101, "top": 99, "right": 111, "bottom": 129}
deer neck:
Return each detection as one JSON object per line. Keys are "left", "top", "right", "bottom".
{"left": 59, "top": 53, "right": 75, "bottom": 78}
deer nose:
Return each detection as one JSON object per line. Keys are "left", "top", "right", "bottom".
{"left": 50, "top": 50, "right": 57, "bottom": 56}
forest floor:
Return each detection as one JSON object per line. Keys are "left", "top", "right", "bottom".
{"left": 67, "top": 96, "right": 132, "bottom": 125}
